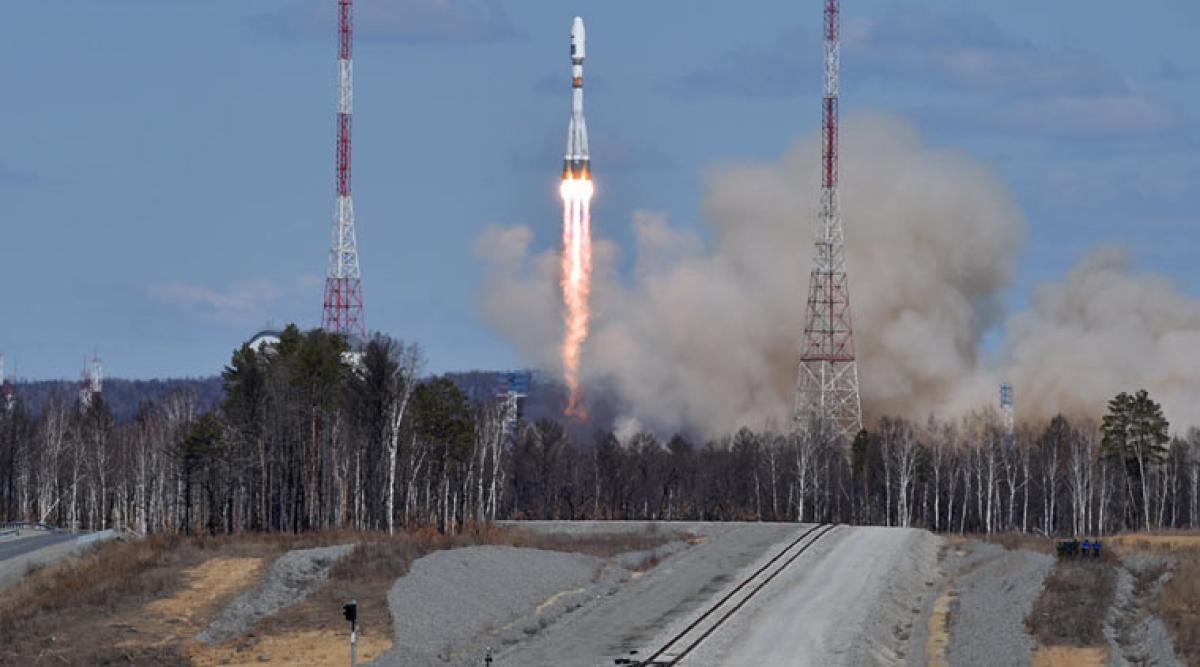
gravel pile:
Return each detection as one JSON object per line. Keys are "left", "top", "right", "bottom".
{"left": 371, "top": 545, "right": 604, "bottom": 667}
{"left": 196, "top": 543, "right": 354, "bottom": 645}
{"left": 1106, "top": 553, "right": 1183, "bottom": 667}
{"left": 944, "top": 542, "right": 1054, "bottom": 667}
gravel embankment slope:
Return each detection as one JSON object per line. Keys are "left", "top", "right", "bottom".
{"left": 197, "top": 543, "right": 354, "bottom": 644}
{"left": 1107, "top": 553, "right": 1183, "bottom": 667}
{"left": 372, "top": 545, "right": 604, "bottom": 666}
{"left": 501, "top": 522, "right": 806, "bottom": 666}
{"left": 686, "top": 526, "right": 943, "bottom": 667}
{"left": 944, "top": 542, "right": 1054, "bottom": 667}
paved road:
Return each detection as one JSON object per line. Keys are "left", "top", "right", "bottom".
{"left": 0, "top": 531, "right": 76, "bottom": 562}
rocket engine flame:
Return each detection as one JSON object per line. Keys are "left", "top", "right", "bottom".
{"left": 560, "top": 174, "right": 593, "bottom": 417}
{"left": 559, "top": 17, "right": 592, "bottom": 419}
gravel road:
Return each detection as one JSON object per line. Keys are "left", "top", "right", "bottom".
{"left": 501, "top": 522, "right": 806, "bottom": 666}
{"left": 197, "top": 543, "right": 354, "bottom": 644}
{"left": 944, "top": 542, "right": 1054, "bottom": 667}
{"left": 679, "top": 526, "right": 942, "bottom": 666}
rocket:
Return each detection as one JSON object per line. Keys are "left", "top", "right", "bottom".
{"left": 564, "top": 16, "right": 590, "bottom": 179}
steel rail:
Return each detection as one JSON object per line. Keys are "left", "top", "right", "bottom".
{"left": 636, "top": 523, "right": 839, "bottom": 666}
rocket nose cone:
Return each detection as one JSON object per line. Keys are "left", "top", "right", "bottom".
{"left": 570, "top": 16, "right": 586, "bottom": 62}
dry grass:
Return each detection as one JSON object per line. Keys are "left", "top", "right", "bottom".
{"left": 1026, "top": 555, "right": 1117, "bottom": 647}
{"left": 978, "top": 532, "right": 1056, "bottom": 554}
{"left": 1157, "top": 558, "right": 1200, "bottom": 665}
{"left": 192, "top": 629, "right": 392, "bottom": 666}
{"left": 1077, "top": 530, "right": 1200, "bottom": 666}
{"left": 1109, "top": 532, "right": 1200, "bottom": 551}
{"left": 0, "top": 530, "right": 422, "bottom": 665}
{"left": 924, "top": 586, "right": 956, "bottom": 667}
{"left": 1031, "top": 646, "right": 1108, "bottom": 666}
{"left": 0, "top": 534, "right": 197, "bottom": 664}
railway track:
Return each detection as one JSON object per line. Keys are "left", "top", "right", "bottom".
{"left": 627, "top": 523, "right": 839, "bottom": 666}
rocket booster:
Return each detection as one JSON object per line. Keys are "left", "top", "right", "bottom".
{"left": 564, "top": 16, "right": 590, "bottom": 179}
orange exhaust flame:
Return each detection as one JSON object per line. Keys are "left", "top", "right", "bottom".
{"left": 560, "top": 175, "right": 594, "bottom": 418}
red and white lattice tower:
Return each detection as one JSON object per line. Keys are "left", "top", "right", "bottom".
{"left": 794, "top": 0, "right": 863, "bottom": 441}
{"left": 321, "top": 0, "right": 365, "bottom": 338}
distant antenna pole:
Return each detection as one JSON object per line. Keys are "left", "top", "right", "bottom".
{"left": 794, "top": 0, "right": 863, "bottom": 442}
{"left": 91, "top": 355, "right": 103, "bottom": 397}
{"left": 496, "top": 371, "right": 531, "bottom": 440}
{"left": 1000, "top": 383, "right": 1014, "bottom": 447}
{"left": 0, "top": 353, "right": 12, "bottom": 413}
{"left": 79, "top": 354, "right": 102, "bottom": 410}
{"left": 321, "top": 0, "right": 366, "bottom": 338}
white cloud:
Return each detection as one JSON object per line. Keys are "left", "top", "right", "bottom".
{"left": 148, "top": 275, "right": 320, "bottom": 325}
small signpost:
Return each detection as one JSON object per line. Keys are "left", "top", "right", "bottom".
{"left": 343, "top": 599, "right": 358, "bottom": 666}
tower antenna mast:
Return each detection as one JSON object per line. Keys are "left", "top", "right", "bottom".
{"left": 794, "top": 0, "right": 863, "bottom": 441}
{"left": 321, "top": 0, "right": 366, "bottom": 338}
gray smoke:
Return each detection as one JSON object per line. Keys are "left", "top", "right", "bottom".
{"left": 1004, "top": 248, "right": 1200, "bottom": 427}
{"left": 478, "top": 115, "right": 1200, "bottom": 436}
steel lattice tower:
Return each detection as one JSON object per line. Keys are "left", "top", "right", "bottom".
{"left": 321, "top": 0, "right": 365, "bottom": 338}
{"left": 794, "top": 0, "right": 863, "bottom": 441}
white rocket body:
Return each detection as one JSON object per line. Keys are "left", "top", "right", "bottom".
{"left": 564, "top": 16, "right": 590, "bottom": 178}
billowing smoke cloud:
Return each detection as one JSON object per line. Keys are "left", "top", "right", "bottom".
{"left": 479, "top": 116, "right": 1200, "bottom": 436}
{"left": 1005, "top": 248, "right": 1200, "bottom": 427}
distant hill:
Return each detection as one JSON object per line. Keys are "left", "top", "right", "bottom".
{"left": 12, "top": 370, "right": 623, "bottom": 436}
{"left": 13, "top": 377, "right": 224, "bottom": 422}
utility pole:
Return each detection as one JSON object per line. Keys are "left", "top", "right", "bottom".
{"left": 794, "top": 0, "right": 863, "bottom": 443}
{"left": 322, "top": 0, "right": 366, "bottom": 338}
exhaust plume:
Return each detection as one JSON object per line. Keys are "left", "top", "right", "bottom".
{"left": 479, "top": 116, "right": 1200, "bottom": 436}
{"left": 560, "top": 176, "right": 594, "bottom": 417}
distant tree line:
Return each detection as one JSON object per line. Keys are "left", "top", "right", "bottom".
{"left": 1, "top": 326, "right": 1198, "bottom": 536}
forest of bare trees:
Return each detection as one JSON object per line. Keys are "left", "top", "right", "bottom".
{"left": 2, "top": 326, "right": 1198, "bottom": 537}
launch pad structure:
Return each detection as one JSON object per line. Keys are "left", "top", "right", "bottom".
{"left": 794, "top": 0, "right": 864, "bottom": 443}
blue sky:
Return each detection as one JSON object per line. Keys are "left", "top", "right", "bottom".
{"left": 1, "top": 0, "right": 1197, "bottom": 379}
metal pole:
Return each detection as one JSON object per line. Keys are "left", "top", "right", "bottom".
{"left": 350, "top": 621, "right": 357, "bottom": 667}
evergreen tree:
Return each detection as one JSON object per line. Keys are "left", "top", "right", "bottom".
{"left": 1102, "top": 389, "right": 1170, "bottom": 530}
